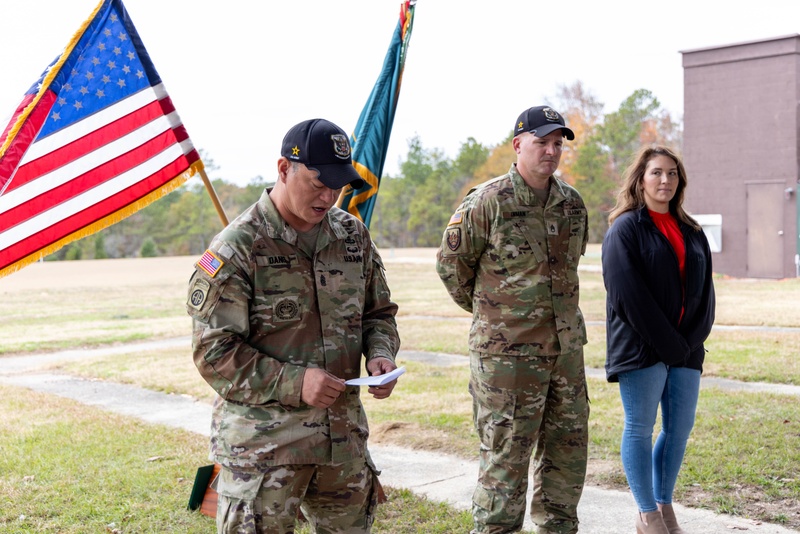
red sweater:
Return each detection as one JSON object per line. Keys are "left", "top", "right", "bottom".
{"left": 649, "top": 209, "right": 685, "bottom": 321}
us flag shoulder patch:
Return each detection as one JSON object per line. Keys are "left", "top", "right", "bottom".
{"left": 198, "top": 249, "right": 224, "bottom": 277}
{"left": 448, "top": 212, "right": 463, "bottom": 226}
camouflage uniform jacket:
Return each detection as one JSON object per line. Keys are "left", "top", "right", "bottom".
{"left": 436, "top": 163, "right": 588, "bottom": 356}
{"left": 187, "top": 188, "right": 399, "bottom": 470}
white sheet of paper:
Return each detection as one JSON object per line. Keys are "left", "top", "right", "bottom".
{"left": 345, "top": 366, "right": 406, "bottom": 386}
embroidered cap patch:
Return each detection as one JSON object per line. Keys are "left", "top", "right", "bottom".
{"left": 198, "top": 249, "right": 224, "bottom": 277}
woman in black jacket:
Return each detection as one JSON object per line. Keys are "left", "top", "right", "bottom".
{"left": 602, "top": 145, "right": 715, "bottom": 534}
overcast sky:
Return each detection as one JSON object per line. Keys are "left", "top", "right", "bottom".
{"left": 2, "top": 1, "right": 800, "bottom": 186}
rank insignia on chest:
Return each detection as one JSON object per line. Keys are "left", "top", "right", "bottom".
{"left": 547, "top": 222, "right": 558, "bottom": 235}
{"left": 198, "top": 249, "right": 224, "bottom": 277}
{"left": 446, "top": 227, "right": 462, "bottom": 251}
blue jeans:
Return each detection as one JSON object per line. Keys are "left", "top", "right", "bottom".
{"left": 618, "top": 363, "right": 700, "bottom": 512}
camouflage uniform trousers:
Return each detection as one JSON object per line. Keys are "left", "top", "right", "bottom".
{"left": 215, "top": 458, "right": 379, "bottom": 534}
{"left": 469, "top": 349, "right": 589, "bottom": 534}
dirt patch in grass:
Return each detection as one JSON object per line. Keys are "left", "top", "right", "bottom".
{"left": 680, "top": 484, "right": 800, "bottom": 529}
{"left": 370, "top": 421, "right": 476, "bottom": 459}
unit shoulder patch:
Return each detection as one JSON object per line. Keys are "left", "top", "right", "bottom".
{"left": 446, "top": 227, "right": 462, "bottom": 251}
{"left": 188, "top": 278, "right": 210, "bottom": 311}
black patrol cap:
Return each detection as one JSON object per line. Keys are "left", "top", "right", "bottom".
{"left": 281, "top": 118, "right": 365, "bottom": 190}
{"left": 514, "top": 106, "right": 575, "bottom": 140}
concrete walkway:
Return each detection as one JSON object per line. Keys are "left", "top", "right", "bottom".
{"left": 1, "top": 338, "right": 797, "bottom": 533}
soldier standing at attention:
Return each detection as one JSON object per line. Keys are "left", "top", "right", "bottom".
{"left": 187, "top": 118, "right": 401, "bottom": 534}
{"left": 436, "top": 106, "right": 590, "bottom": 534}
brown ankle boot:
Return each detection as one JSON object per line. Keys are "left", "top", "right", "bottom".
{"left": 658, "top": 503, "right": 687, "bottom": 534}
{"left": 636, "top": 510, "right": 670, "bottom": 534}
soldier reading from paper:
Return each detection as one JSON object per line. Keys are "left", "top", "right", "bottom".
{"left": 187, "top": 118, "right": 400, "bottom": 533}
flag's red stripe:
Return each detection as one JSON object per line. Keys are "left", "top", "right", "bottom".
{"left": 157, "top": 96, "right": 176, "bottom": 116}
{"left": 0, "top": 91, "right": 57, "bottom": 189}
{"left": 11, "top": 99, "right": 169, "bottom": 188}
{"left": 0, "top": 93, "right": 36, "bottom": 147}
{"left": 172, "top": 124, "right": 190, "bottom": 144}
{"left": 0, "top": 154, "right": 194, "bottom": 267}
{"left": 3, "top": 127, "right": 186, "bottom": 229}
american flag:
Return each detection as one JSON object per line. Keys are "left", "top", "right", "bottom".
{"left": 0, "top": 0, "right": 202, "bottom": 278}
{"left": 197, "top": 249, "right": 223, "bottom": 277}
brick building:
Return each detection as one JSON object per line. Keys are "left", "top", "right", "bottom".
{"left": 681, "top": 34, "right": 800, "bottom": 278}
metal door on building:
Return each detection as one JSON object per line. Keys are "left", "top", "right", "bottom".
{"left": 746, "top": 181, "right": 785, "bottom": 278}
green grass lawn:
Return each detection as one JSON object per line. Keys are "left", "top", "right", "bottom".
{"left": 0, "top": 385, "right": 214, "bottom": 533}
{"left": 0, "top": 385, "right": 476, "bottom": 534}
{"left": 2, "top": 251, "right": 800, "bottom": 530}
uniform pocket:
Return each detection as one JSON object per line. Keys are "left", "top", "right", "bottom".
{"left": 364, "top": 465, "right": 383, "bottom": 528}
{"left": 517, "top": 223, "right": 547, "bottom": 264}
{"left": 215, "top": 468, "right": 265, "bottom": 501}
{"left": 214, "top": 468, "right": 265, "bottom": 534}
{"left": 473, "top": 484, "right": 498, "bottom": 512}
{"left": 567, "top": 211, "right": 587, "bottom": 263}
{"left": 469, "top": 364, "right": 516, "bottom": 459}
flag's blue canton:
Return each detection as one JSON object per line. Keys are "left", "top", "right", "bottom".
{"left": 38, "top": 7, "right": 151, "bottom": 138}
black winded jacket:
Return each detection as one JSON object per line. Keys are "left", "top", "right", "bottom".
{"left": 602, "top": 207, "right": 715, "bottom": 382}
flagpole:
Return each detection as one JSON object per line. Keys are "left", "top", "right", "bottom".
{"left": 198, "top": 167, "right": 229, "bottom": 227}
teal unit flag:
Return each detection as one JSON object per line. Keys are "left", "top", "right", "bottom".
{"left": 336, "top": 0, "right": 416, "bottom": 227}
